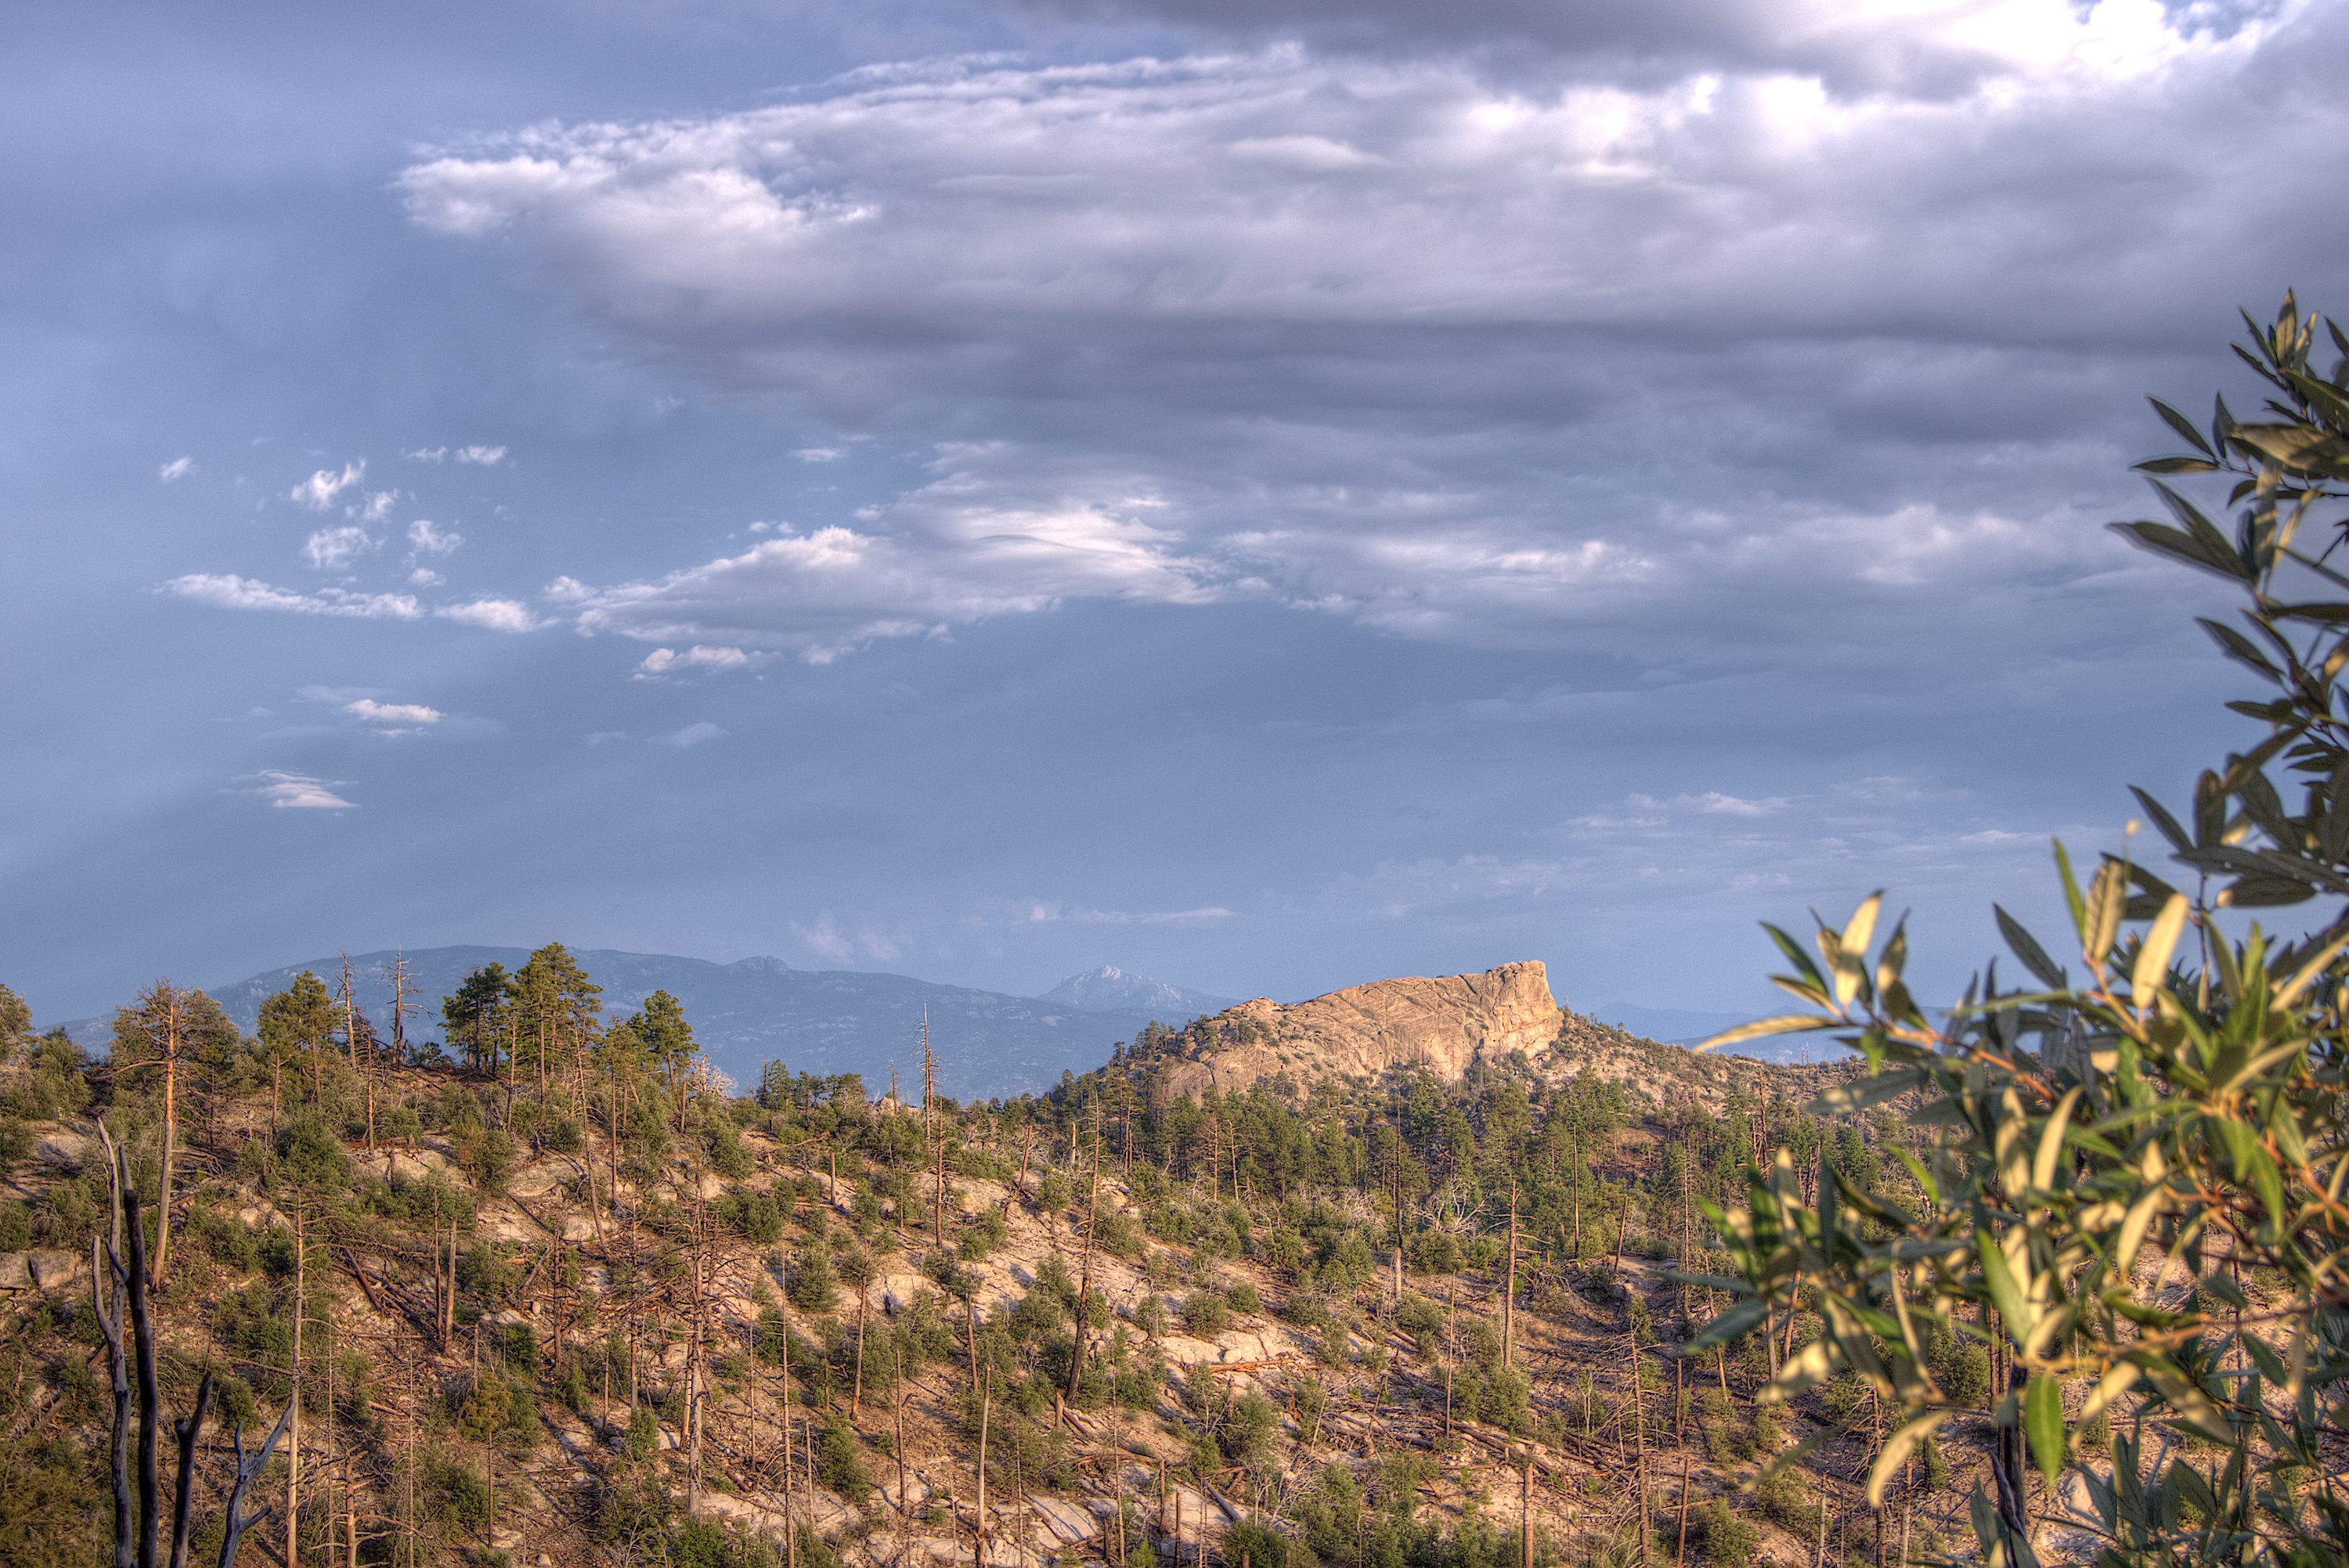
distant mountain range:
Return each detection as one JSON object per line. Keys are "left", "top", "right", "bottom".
{"left": 60, "top": 948, "right": 1235, "bottom": 1101}
{"left": 1586, "top": 1000, "right": 1864, "bottom": 1065}
{"left": 1037, "top": 965, "right": 1240, "bottom": 1020}
{"left": 49, "top": 948, "right": 1833, "bottom": 1097}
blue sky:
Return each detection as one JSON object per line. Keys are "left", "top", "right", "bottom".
{"left": 6, "top": 0, "right": 2345, "bottom": 1024}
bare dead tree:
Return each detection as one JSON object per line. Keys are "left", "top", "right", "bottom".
{"left": 92, "top": 1135, "right": 135, "bottom": 1568}
{"left": 169, "top": 1371, "right": 214, "bottom": 1568}
{"left": 218, "top": 1397, "right": 298, "bottom": 1568}
{"left": 125, "top": 1190, "right": 162, "bottom": 1568}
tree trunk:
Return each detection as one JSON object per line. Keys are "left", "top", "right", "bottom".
{"left": 289, "top": 1203, "right": 305, "bottom": 1568}
{"left": 1066, "top": 1137, "right": 1101, "bottom": 1406}
{"left": 168, "top": 1372, "right": 213, "bottom": 1568}
{"left": 1503, "top": 1181, "right": 1518, "bottom": 1368}
{"left": 153, "top": 1042, "right": 178, "bottom": 1289}
{"left": 127, "top": 1191, "right": 161, "bottom": 1568}
{"left": 972, "top": 1381, "right": 990, "bottom": 1568}
{"left": 96, "top": 1229, "right": 135, "bottom": 1568}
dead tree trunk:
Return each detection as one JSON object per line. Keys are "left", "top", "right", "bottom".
{"left": 218, "top": 1399, "right": 298, "bottom": 1568}
{"left": 126, "top": 1191, "right": 162, "bottom": 1568}
{"left": 169, "top": 1372, "right": 213, "bottom": 1568}
{"left": 94, "top": 1230, "right": 135, "bottom": 1568}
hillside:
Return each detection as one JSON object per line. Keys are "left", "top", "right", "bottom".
{"left": 1130, "top": 962, "right": 1817, "bottom": 1112}
{"left": 60, "top": 948, "right": 1226, "bottom": 1101}
{"left": 0, "top": 954, "right": 2026, "bottom": 1568}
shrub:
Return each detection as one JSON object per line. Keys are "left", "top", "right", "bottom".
{"left": 424, "top": 1452, "right": 493, "bottom": 1531}
{"left": 1690, "top": 1501, "right": 1757, "bottom": 1568}
{"left": 1179, "top": 1292, "right": 1230, "bottom": 1336}
{"left": 814, "top": 1417, "right": 871, "bottom": 1501}
{"left": 789, "top": 1245, "right": 840, "bottom": 1314}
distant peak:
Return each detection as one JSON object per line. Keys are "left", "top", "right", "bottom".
{"left": 730, "top": 955, "right": 793, "bottom": 974}
{"left": 1038, "top": 966, "right": 1240, "bottom": 1020}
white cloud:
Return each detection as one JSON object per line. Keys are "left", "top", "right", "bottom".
{"left": 355, "top": 491, "right": 396, "bottom": 522}
{"left": 561, "top": 475, "right": 1220, "bottom": 661}
{"left": 1680, "top": 791, "right": 1788, "bottom": 817}
{"left": 792, "top": 448, "right": 843, "bottom": 463}
{"left": 407, "top": 518, "right": 464, "bottom": 556}
{"left": 162, "top": 574, "right": 423, "bottom": 620}
{"left": 406, "top": 446, "right": 448, "bottom": 462}
{"left": 664, "top": 721, "right": 727, "bottom": 747}
{"left": 410, "top": 567, "right": 444, "bottom": 586}
{"left": 301, "top": 524, "right": 379, "bottom": 571}
{"left": 635, "top": 644, "right": 765, "bottom": 677}
{"left": 289, "top": 461, "right": 364, "bottom": 511}
{"left": 345, "top": 697, "right": 444, "bottom": 731}
{"left": 454, "top": 445, "right": 507, "bottom": 465}
{"left": 240, "top": 770, "right": 356, "bottom": 810}
{"left": 399, "top": 20, "right": 2288, "bottom": 346}
{"left": 1075, "top": 906, "right": 1239, "bottom": 925}
{"left": 436, "top": 597, "right": 542, "bottom": 632}
{"left": 789, "top": 910, "right": 902, "bottom": 963}
{"left": 158, "top": 456, "right": 195, "bottom": 482}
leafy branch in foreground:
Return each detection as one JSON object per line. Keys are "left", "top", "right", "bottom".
{"left": 1694, "top": 297, "right": 2349, "bottom": 1568}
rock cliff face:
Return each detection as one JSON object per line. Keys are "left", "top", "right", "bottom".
{"left": 1157, "top": 961, "right": 1563, "bottom": 1099}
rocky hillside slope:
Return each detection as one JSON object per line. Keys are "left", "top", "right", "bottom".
{"left": 1153, "top": 962, "right": 1565, "bottom": 1098}
{"left": 1144, "top": 962, "right": 1806, "bottom": 1112}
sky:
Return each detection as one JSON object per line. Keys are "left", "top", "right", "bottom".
{"left": 5, "top": 0, "right": 2346, "bottom": 1026}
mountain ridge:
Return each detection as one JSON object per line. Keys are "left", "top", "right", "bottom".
{"left": 56, "top": 946, "right": 1233, "bottom": 1101}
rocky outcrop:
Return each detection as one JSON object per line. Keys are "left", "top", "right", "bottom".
{"left": 1156, "top": 961, "right": 1563, "bottom": 1099}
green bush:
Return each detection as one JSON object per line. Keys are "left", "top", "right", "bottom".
{"left": 1179, "top": 1292, "right": 1230, "bottom": 1336}
{"left": 815, "top": 1417, "right": 871, "bottom": 1501}
{"left": 424, "top": 1452, "right": 493, "bottom": 1531}
{"left": 1690, "top": 1501, "right": 1758, "bottom": 1568}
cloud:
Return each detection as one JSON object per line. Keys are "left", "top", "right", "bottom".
{"left": 454, "top": 444, "right": 507, "bottom": 465}
{"left": 997, "top": 0, "right": 2258, "bottom": 88}
{"left": 1076, "top": 906, "right": 1239, "bottom": 925}
{"left": 344, "top": 697, "right": 444, "bottom": 733}
{"left": 157, "top": 456, "right": 194, "bottom": 482}
{"left": 289, "top": 461, "right": 364, "bottom": 511}
{"left": 406, "top": 447, "right": 448, "bottom": 462}
{"left": 635, "top": 644, "right": 767, "bottom": 677}
{"left": 409, "top": 567, "right": 443, "bottom": 586}
{"left": 407, "top": 519, "right": 464, "bottom": 556}
{"left": 561, "top": 481, "right": 1220, "bottom": 661}
{"left": 395, "top": 12, "right": 2346, "bottom": 682}
{"left": 355, "top": 491, "right": 396, "bottom": 522}
{"left": 664, "top": 721, "right": 727, "bottom": 748}
{"left": 162, "top": 574, "right": 423, "bottom": 620}
{"left": 789, "top": 910, "right": 903, "bottom": 963}
{"left": 793, "top": 448, "right": 843, "bottom": 463}
{"left": 435, "top": 597, "right": 541, "bottom": 632}
{"left": 1680, "top": 791, "right": 1787, "bottom": 816}
{"left": 301, "top": 524, "right": 379, "bottom": 570}
{"left": 239, "top": 770, "right": 355, "bottom": 810}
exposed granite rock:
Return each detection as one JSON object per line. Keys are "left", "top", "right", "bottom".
{"left": 1156, "top": 961, "right": 1563, "bottom": 1100}
{"left": 27, "top": 1249, "right": 79, "bottom": 1292}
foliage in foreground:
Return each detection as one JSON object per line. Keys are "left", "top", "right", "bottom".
{"left": 1699, "top": 297, "right": 2349, "bottom": 1566}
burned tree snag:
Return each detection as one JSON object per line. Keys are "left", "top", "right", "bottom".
{"left": 169, "top": 1371, "right": 213, "bottom": 1568}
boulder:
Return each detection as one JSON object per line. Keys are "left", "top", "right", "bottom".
{"left": 28, "top": 1250, "right": 80, "bottom": 1292}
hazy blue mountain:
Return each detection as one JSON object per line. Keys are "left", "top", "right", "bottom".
{"left": 1585, "top": 1000, "right": 1850, "bottom": 1065}
{"left": 1039, "top": 965, "right": 1243, "bottom": 1020}
{"left": 62, "top": 946, "right": 1223, "bottom": 1100}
